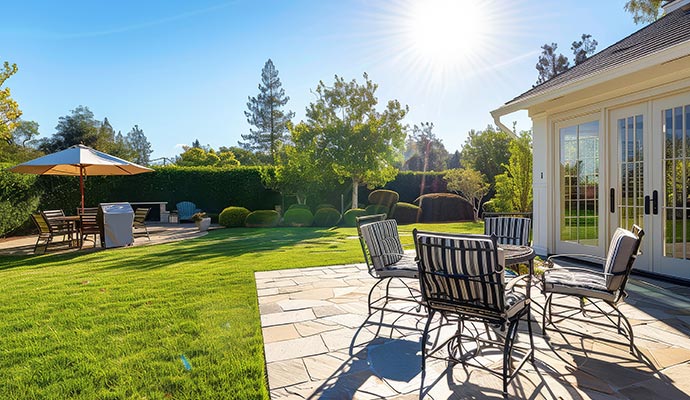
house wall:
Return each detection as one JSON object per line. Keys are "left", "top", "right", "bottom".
{"left": 531, "top": 114, "right": 549, "bottom": 256}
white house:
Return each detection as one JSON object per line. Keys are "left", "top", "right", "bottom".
{"left": 491, "top": 0, "right": 690, "bottom": 280}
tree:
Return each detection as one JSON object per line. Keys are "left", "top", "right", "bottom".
{"left": 625, "top": 0, "right": 663, "bottom": 24}
{"left": 0, "top": 120, "right": 43, "bottom": 163}
{"left": 9, "top": 120, "right": 40, "bottom": 147}
{"left": 535, "top": 43, "right": 569, "bottom": 85}
{"left": 447, "top": 150, "right": 462, "bottom": 169}
{"left": 125, "top": 125, "right": 153, "bottom": 165}
{"left": 302, "top": 73, "right": 408, "bottom": 209}
{"left": 241, "top": 59, "right": 295, "bottom": 164}
{"left": 219, "top": 146, "right": 271, "bottom": 166}
{"left": 403, "top": 122, "right": 449, "bottom": 196}
{"left": 0, "top": 61, "right": 22, "bottom": 143}
{"left": 571, "top": 34, "right": 598, "bottom": 66}
{"left": 493, "top": 132, "right": 533, "bottom": 212}
{"left": 444, "top": 168, "right": 490, "bottom": 221}
{"left": 176, "top": 144, "right": 238, "bottom": 167}
{"left": 460, "top": 125, "right": 512, "bottom": 188}
{"left": 39, "top": 106, "right": 101, "bottom": 152}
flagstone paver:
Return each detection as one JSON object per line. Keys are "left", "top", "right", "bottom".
{"left": 257, "top": 263, "right": 690, "bottom": 399}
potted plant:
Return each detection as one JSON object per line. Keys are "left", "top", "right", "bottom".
{"left": 191, "top": 212, "right": 211, "bottom": 232}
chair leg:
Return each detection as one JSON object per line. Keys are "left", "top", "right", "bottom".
{"left": 527, "top": 306, "right": 535, "bottom": 363}
{"left": 367, "top": 278, "right": 387, "bottom": 315}
{"left": 419, "top": 309, "right": 435, "bottom": 398}
{"left": 542, "top": 293, "right": 553, "bottom": 334}
{"left": 145, "top": 226, "right": 150, "bottom": 240}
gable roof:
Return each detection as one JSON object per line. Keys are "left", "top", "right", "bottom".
{"left": 505, "top": 5, "right": 690, "bottom": 106}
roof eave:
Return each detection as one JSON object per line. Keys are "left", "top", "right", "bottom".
{"left": 491, "top": 40, "right": 690, "bottom": 120}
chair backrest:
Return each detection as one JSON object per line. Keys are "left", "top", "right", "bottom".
{"left": 355, "top": 214, "right": 387, "bottom": 270}
{"left": 79, "top": 208, "right": 100, "bottom": 233}
{"left": 603, "top": 225, "right": 644, "bottom": 291}
{"left": 31, "top": 213, "right": 51, "bottom": 235}
{"left": 414, "top": 230, "right": 505, "bottom": 315}
{"left": 484, "top": 217, "right": 531, "bottom": 246}
{"left": 359, "top": 219, "right": 404, "bottom": 271}
{"left": 176, "top": 201, "right": 198, "bottom": 219}
{"left": 41, "top": 209, "right": 65, "bottom": 222}
{"left": 133, "top": 208, "right": 151, "bottom": 224}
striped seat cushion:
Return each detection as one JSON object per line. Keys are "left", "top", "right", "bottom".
{"left": 543, "top": 267, "right": 616, "bottom": 302}
{"left": 484, "top": 217, "right": 531, "bottom": 246}
{"left": 360, "top": 220, "right": 405, "bottom": 270}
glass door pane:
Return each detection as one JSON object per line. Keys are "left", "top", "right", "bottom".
{"left": 617, "top": 114, "right": 644, "bottom": 231}
{"left": 559, "top": 121, "right": 599, "bottom": 246}
{"left": 662, "top": 105, "right": 690, "bottom": 260}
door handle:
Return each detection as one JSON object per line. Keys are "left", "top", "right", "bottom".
{"left": 610, "top": 188, "right": 615, "bottom": 213}
{"left": 652, "top": 190, "right": 659, "bottom": 215}
{"left": 645, "top": 195, "right": 650, "bottom": 215}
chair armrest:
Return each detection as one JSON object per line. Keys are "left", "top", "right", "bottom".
{"left": 505, "top": 274, "right": 530, "bottom": 291}
{"left": 546, "top": 254, "right": 606, "bottom": 267}
{"left": 543, "top": 266, "right": 607, "bottom": 277}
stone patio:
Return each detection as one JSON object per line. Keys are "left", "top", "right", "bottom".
{"left": 256, "top": 264, "right": 690, "bottom": 399}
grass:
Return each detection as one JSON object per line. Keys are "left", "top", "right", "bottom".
{"left": 0, "top": 221, "right": 482, "bottom": 399}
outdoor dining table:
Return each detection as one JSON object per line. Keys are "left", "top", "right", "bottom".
{"left": 51, "top": 215, "right": 81, "bottom": 247}
{"left": 500, "top": 244, "right": 536, "bottom": 297}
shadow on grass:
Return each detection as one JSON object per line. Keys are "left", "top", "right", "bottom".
{"left": 0, "top": 227, "right": 346, "bottom": 272}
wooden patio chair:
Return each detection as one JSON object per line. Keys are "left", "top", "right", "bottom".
{"left": 414, "top": 230, "right": 535, "bottom": 397}
{"left": 133, "top": 207, "right": 151, "bottom": 240}
{"left": 356, "top": 214, "right": 421, "bottom": 317}
{"left": 31, "top": 212, "right": 76, "bottom": 253}
{"left": 541, "top": 225, "right": 644, "bottom": 353}
{"left": 77, "top": 207, "right": 100, "bottom": 248}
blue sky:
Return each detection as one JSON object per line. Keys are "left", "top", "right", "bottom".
{"left": 2, "top": 0, "right": 640, "bottom": 161}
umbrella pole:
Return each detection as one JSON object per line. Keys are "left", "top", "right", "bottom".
{"left": 80, "top": 166, "right": 85, "bottom": 213}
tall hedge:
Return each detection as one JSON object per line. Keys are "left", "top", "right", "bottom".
{"left": 0, "top": 163, "right": 41, "bottom": 237}
{"left": 37, "top": 166, "right": 281, "bottom": 214}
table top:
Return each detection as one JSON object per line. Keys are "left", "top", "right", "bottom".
{"left": 500, "top": 244, "right": 535, "bottom": 266}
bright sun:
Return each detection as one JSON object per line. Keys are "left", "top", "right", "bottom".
{"left": 405, "top": 0, "right": 489, "bottom": 67}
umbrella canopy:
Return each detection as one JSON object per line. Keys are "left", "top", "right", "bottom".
{"left": 10, "top": 144, "right": 154, "bottom": 211}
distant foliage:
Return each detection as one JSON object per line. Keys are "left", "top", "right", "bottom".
{"left": 625, "top": 0, "right": 662, "bottom": 24}
{"left": 176, "top": 145, "right": 239, "bottom": 167}
{"left": 414, "top": 193, "right": 474, "bottom": 222}
{"left": 245, "top": 210, "right": 281, "bottom": 227}
{"left": 283, "top": 208, "right": 314, "bottom": 227}
{"left": 493, "top": 132, "right": 533, "bottom": 213}
{"left": 126, "top": 125, "right": 153, "bottom": 166}
{"left": 0, "top": 61, "right": 22, "bottom": 143}
{"left": 571, "top": 34, "right": 598, "bottom": 66}
{"left": 403, "top": 122, "right": 448, "bottom": 173}
{"left": 460, "top": 126, "right": 511, "bottom": 188}
{"left": 241, "top": 59, "right": 295, "bottom": 164}
{"left": 444, "top": 168, "right": 490, "bottom": 221}
{"left": 313, "top": 208, "right": 341, "bottom": 227}
{"left": 535, "top": 34, "right": 597, "bottom": 85}
{"left": 219, "top": 206, "right": 250, "bottom": 227}
{"left": 0, "top": 164, "right": 40, "bottom": 237}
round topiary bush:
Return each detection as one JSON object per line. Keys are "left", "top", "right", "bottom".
{"left": 219, "top": 206, "right": 250, "bottom": 227}
{"left": 245, "top": 210, "right": 281, "bottom": 228}
{"left": 288, "top": 204, "right": 311, "bottom": 211}
{"left": 343, "top": 208, "right": 367, "bottom": 227}
{"left": 313, "top": 207, "right": 341, "bottom": 227}
{"left": 283, "top": 208, "right": 314, "bottom": 227}
{"left": 368, "top": 189, "right": 399, "bottom": 208}
{"left": 414, "top": 193, "right": 474, "bottom": 222}
{"left": 365, "top": 204, "right": 389, "bottom": 216}
{"left": 315, "top": 203, "right": 336, "bottom": 211}
{"left": 392, "top": 202, "right": 420, "bottom": 225}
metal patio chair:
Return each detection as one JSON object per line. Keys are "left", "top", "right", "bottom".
{"left": 541, "top": 225, "right": 644, "bottom": 353}
{"left": 356, "top": 214, "right": 421, "bottom": 317}
{"left": 414, "top": 230, "right": 535, "bottom": 397}
{"left": 484, "top": 216, "right": 532, "bottom": 246}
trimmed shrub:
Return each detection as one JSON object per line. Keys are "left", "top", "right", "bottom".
{"left": 414, "top": 193, "right": 474, "bottom": 222}
{"left": 288, "top": 204, "right": 311, "bottom": 211}
{"left": 368, "top": 189, "right": 399, "bottom": 208}
{"left": 315, "top": 203, "right": 336, "bottom": 211}
{"left": 392, "top": 202, "right": 420, "bottom": 225}
{"left": 283, "top": 208, "right": 314, "bottom": 227}
{"left": 245, "top": 210, "right": 281, "bottom": 228}
{"left": 365, "top": 204, "right": 388, "bottom": 216}
{"left": 342, "top": 208, "right": 366, "bottom": 227}
{"left": 219, "top": 206, "right": 250, "bottom": 227}
{"left": 313, "top": 207, "right": 341, "bottom": 227}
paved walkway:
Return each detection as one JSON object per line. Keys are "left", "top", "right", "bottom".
{"left": 0, "top": 223, "right": 210, "bottom": 255}
{"left": 256, "top": 264, "right": 690, "bottom": 399}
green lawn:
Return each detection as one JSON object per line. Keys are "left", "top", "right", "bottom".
{"left": 0, "top": 222, "right": 482, "bottom": 399}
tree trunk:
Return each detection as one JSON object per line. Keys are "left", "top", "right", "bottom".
{"left": 352, "top": 178, "right": 359, "bottom": 209}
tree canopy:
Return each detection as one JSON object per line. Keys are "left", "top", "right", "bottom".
{"left": 241, "top": 59, "right": 295, "bottom": 164}
{"left": 625, "top": 0, "right": 663, "bottom": 24}
{"left": 301, "top": 73, "right": 408, "bottom": 209}
{"left": 493, "top": 132, "right": 533, "bottom": 213}
{"left": 535, "top": 34, "right": 598, "bottom": 85}
{"left": 460, "top": 125, "right": 512, "bottom": 188}
{"left": 0, "top": 61, "right": 22, "bottom": 143}
{"left": 444, "top": 168, "right": 489, "bottom": 221}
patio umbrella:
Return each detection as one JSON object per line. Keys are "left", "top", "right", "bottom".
{"left": 9, "top": 144, "right": 154, "bottom": 212}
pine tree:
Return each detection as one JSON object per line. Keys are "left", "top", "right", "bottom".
{"left": 535, "top": 43, "right": 569, "bottom": 85}
{"left": 241, "top": 59, "right": 295, "bottom": 164}
{"left": 125, "top": 125, "right": 153, "bottom": 165}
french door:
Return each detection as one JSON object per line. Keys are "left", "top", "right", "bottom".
{"left": 610, "top": 93, "right": 690, "bottom": 279}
